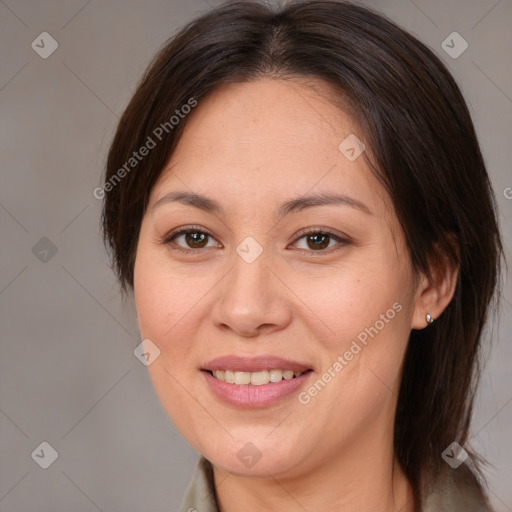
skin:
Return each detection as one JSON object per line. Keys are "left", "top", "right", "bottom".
{"left": 133, "top": 78, "right": 458, "bottom": 512}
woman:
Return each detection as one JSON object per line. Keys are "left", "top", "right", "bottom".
{"left": 101, "top": 1, "right": 503, "bottom": 510}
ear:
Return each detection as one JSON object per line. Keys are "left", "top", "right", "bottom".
{"left": 411, "top": 236, "right": 460, "bottom": 330}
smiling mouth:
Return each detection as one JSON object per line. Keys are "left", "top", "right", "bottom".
{"left": 205, "top": 369, "right": 313, "bottom": 386}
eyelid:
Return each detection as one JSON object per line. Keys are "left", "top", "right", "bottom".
{"left": 162, "top": 224, "right": 213, "bottom": 242}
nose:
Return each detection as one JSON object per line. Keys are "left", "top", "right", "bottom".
{"left": 210, "top": 250, "right": 292, "bottom": 338}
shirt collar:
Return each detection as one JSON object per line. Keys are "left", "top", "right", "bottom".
{"left": 179, "top": 456, "right": 220, "bottom": 512}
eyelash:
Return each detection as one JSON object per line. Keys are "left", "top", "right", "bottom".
{"left": 161, "top": 225, "right": 350, "bottom": 255}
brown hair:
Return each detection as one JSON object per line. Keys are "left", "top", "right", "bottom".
{"left": 101, "top": 0, "right": 503, "bottom": 505}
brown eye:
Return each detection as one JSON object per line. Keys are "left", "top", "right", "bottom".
{"left": 293, "top": 230, "right": 347, "bottom": 252}
{"left": 184, "top": 231, "right": 209, "bottom": 248}
{"left": 306, "top": 233, "right": 331, "bottom": 250}
{"left": 163, "top": 227, "right": 220, "bottom": 252}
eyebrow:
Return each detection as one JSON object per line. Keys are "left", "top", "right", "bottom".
{"left": 152, "top": 190, "right": 373, "bottom": 217}
{"left": 152, "top": 191, "right": 223, "bottom": 214}
{"left": 277, "top": 192, "right": 373, "bottom": 217}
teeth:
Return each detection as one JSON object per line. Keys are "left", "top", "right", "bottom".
{"left": 251, "top": 370, "right": 269, "bottom": 385}
{"left": 211, "top": 369, "right": 306, "bottom": 385}
{"left": 283, "top": 370, "right": 294, "bottom": 380}
{"left": 269, "top": 369, "right": 282, "bottom": 382}
{"left": 234, "top": 371, "right": 251, "bottom": 385}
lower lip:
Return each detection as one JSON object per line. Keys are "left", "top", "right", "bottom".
{"left": 202, "top": 370, "right": 312, "bottom": 408}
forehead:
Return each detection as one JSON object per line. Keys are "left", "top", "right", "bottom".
{"left": 151, "top": 78, "right": 388, "bottom": 220}
{"left": 171, "top": 77, "right": 354, "bottom": 164}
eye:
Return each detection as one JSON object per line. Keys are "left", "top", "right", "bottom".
{"left": 162, "top": 226, "right": 221, "bottom": 252}
{"left": 291, "top": 229, "right": 349, "bottom": 253}
{"left": 161, "top": 226, "right": 349, "bottom": 254}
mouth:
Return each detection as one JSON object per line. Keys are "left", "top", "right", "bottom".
{"left": 200, "top": 355, "right": 314, "bottom": 408}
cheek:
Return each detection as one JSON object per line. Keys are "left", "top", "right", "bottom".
{"left": 133, "top": 246, "right": 216, "bottom": 367}
{"left": 133, "top": 260, "right": 166, "bottom": 341}
{"left": 293, "top": 257, "right": 411, "bottom": 349}
{"left": 290, "top": 251, "right": 414, "bottom": 413}
{"left": 133, "top": 250, "right": 208, "bottom": 440}
{"left": 134, "top": 241, "right": 189, "bottom": 335}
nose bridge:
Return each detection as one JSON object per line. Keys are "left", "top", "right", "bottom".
{"left": 227, "top": 231, "right": 270, "bottom": 291}
{"left": 226, "top": 245, "right": 272, "bottom": 309}
{"left": 211, "top": 241, "right": 291, "bottom": 336}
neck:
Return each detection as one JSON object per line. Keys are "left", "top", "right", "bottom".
{"left": 212, "top": 423, "right": 415, "bottom": 512}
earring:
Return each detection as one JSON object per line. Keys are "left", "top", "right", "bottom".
{"left": 426, "top": 313, "right": 435, "bottom": 324}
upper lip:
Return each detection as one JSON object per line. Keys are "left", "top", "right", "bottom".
{"left": 202, "top": 355, "right": 313, "bottom": 373}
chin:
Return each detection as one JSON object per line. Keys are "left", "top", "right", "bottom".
{"left": 200, "top": 439, "right": 306, "bottom": 478}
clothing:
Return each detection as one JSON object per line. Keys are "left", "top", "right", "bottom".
{"left": 179, "top": 456, "right": 493, "bottom": 511}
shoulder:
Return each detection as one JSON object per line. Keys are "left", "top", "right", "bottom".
{"left": 422, "top": 464, "right": 493, "bottom": 512}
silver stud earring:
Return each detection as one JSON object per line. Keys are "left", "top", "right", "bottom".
{"left": 426, "top": 313, "right": 435, "bottom": 324}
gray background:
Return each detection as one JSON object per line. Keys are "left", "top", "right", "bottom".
{"left": 1, "top": 0, "right": 511, "bottom": 510}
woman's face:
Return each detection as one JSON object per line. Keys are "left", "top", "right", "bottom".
{"left": 134, "top": 78, "right": 426, "bottom": 478}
